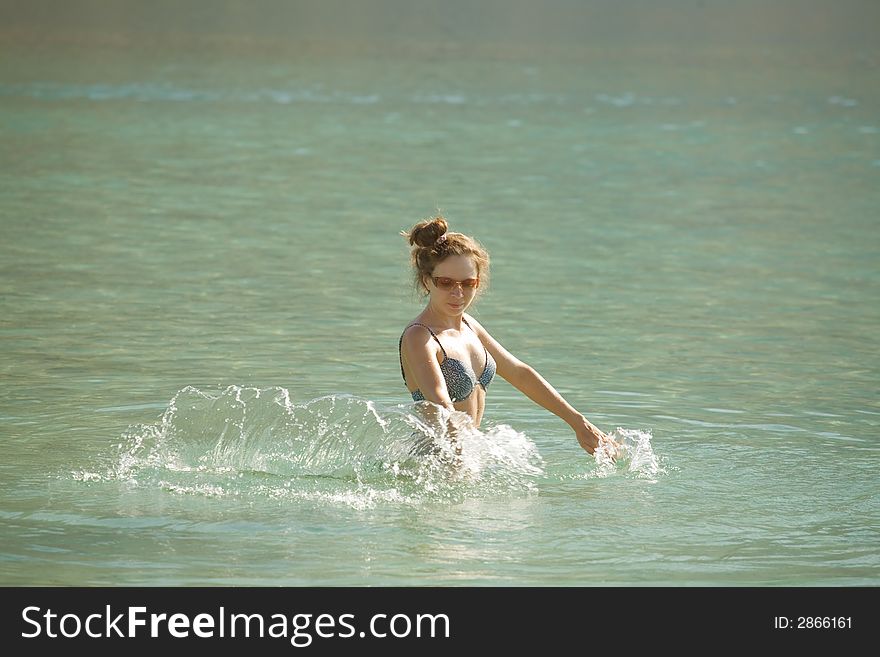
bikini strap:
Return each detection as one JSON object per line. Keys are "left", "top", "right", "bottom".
{"left": 461, "top": 317, "right": 490, "bottom": 364}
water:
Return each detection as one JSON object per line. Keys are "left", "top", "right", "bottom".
{"left": 1, "top": 2, "right": 878, "bottom": 586}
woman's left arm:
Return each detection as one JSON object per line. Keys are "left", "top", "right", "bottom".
{"left": 466, "top": 315, "right": 615, "bottom": 455}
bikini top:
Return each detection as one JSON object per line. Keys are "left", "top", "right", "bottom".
{"left": 398, "top": 318, "right": 496, "bottom": 403}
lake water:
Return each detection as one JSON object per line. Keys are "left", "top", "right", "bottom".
{"left": 1, "top": 2, "right": 878, "bottom": 585}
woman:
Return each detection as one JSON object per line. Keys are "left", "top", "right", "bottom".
{"left": 398, "top": 215, "right": 617, "bottom": 456}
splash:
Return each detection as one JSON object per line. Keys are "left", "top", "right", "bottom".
{"left": 592, "top": 428, "right": 664, "bottom": 480}
{"left": 101, "top": 386, "right": 545, "bottom": 508}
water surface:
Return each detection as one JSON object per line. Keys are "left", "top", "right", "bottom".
{"left": 1, "top": 2, "right": 878, "bottom": 585}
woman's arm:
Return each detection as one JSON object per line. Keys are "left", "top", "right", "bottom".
{"left": 400, "top": 325, "right": 455, "bottom": 411}
{"left": 465, "top": 315, "right": 613, "bottom": 455}
{"left": 400, "top": 325, "right": 463, "bottom": 456}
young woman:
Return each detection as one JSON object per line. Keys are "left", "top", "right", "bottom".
{"left": 398, "top": 216, "right": 617, "bottom": 456}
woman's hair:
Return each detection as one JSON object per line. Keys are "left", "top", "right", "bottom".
{"left": 402, "top": 215, "right": 490, "bottom": 295}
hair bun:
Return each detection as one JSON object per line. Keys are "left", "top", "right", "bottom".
{"left": 407, "top": 216, "right": 449, "bottom": 248}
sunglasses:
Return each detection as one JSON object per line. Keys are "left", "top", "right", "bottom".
{"left": 431, "top": 276, "right": 480, "bottom": 290}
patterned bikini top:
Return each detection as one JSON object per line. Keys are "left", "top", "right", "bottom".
{"left": 398, "top": 318, "right": 496, "bottom": 403}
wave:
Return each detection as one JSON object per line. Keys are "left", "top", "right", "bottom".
{"left": 0, "top": 82, "right": 683, "bottom": 109}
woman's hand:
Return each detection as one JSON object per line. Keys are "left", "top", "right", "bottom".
{"left": 573, "top": 415, "right": 620, "bottom": 458}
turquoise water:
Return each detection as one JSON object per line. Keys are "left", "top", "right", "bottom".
{"left": 1, "top": 12, "right": 879, "bottom": 585}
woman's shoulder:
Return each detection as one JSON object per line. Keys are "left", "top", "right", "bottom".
{"left": 401, "top": 316, "right": 429, "bottom": 333}
{"left": 463, "top": 313, "right": 492, "bottom": 340}
{"left": 463, "top": 312, "right": 485, "bottom": 331}
{"left": 400, "top": 321, "right": 437, "bottom": 347}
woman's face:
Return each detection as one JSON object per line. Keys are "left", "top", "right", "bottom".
{"left": 425, "top": 255, "right": 480, "bottom": 315}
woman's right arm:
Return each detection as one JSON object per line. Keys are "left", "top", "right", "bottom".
{"left": 400, "top": 327, "right": 462, "bottom": 455}
{"left": 400, "top": 326, "right": 455, "bottom": 411}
